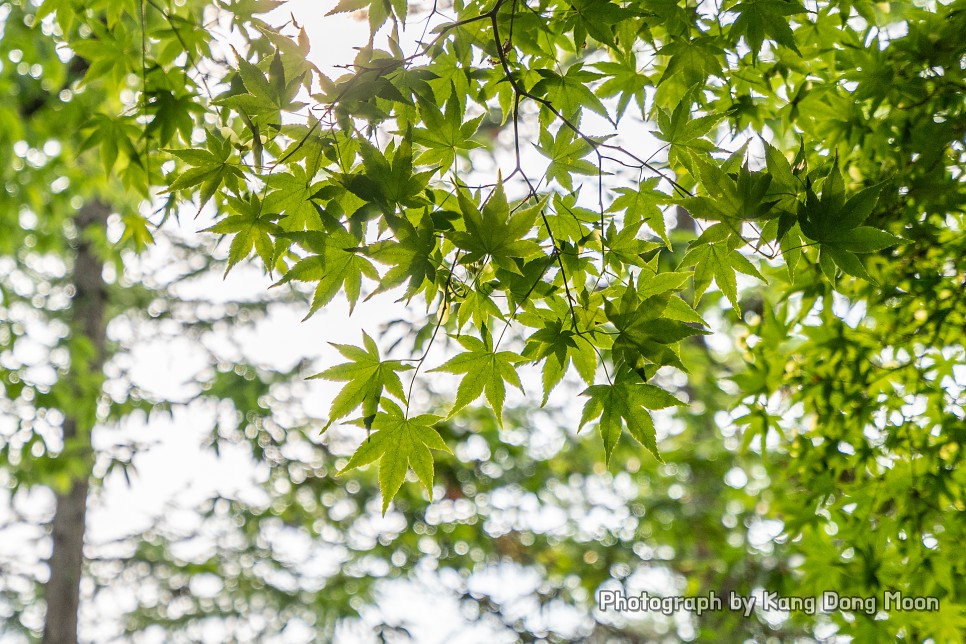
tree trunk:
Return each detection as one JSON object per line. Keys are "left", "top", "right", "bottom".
{"left": 42, "top": 200, "right": 111, "bottom": 644}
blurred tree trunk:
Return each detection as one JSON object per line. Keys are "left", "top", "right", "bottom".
{"left": 42, "top": 200, "right": 111, "bottom": 644}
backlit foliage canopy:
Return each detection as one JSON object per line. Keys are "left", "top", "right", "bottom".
{"left": 4, "top": 0, "right": 966, "bottom": 639}
{"left": 162, "top": 0, "right": 960, "bottom": 504}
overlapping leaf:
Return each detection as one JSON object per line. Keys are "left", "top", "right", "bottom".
{"left": 309, "top": 331, "right": 412, "bottom": 431}
{"left": 337, "top": 400, "right": 450, "bottom": 514}
{"left": 448, "top": 181, "right": 543, "bottom": 273}
{"left": 429, "top": 333, "right": 526, "bottom": 426}
{"left": 797, "top": 159, "right": 902, "bottom": 282}
{"left": 580, "top": 370, "right": 683, "bottom": 463}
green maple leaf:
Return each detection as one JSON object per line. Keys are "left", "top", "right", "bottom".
{"left": 262, "top": 165, "right": 324, "bottom": 231}
{"left": 347, "top": 138, "right": 433, "bottom": 212}
{"left": 796, "top": 159, "right": 902, "bottom": 283}
{"left": 213, "top": 52, "right": 296, "bottom": 131}
{"left": 761, "top": 140, "right": 805, "bottom": 231}
{"left": 824, "top": 226, "right": 904, "bottom": 253}
{"left": 842, "top": 46, "right": 894, "bottom": 111}
{"left": 604, "top": 221, "right": 662, "bottom": 269}
{"left": 637, "top": 266, "right": 695, "bottom": 299}
{"left": 680, "top": 154, "right": 776, "bottom": 223}
{"left": 221, "top": 47, "right": 307, "bottom": 114}
{"left": 326, "top": 0, "right": 394, "bottom": 32}
{"left": 607, "top": 179, "right": 670, "bottom": 246}
{"left": 201, "top": 194, "right": 281, "bottom": 275}
{"left": 542, "top": 193, "right": 598, "bottom": 244}
{"left": 411, "top": 96, "right": 484, "bottom": 169}
{"left": 144, "top": 90, "right": 203, "bottom": 146}
{"left": 79, "top": 114, "right": 142, "bottom": 174}
{"left": 580, "top": 370, "right": 683, "bottom": 463}
{"left": 337, "top": 400, "right": 451, "bottom": 514}
{"left": 798, "top": 162, "right": 888, "bottom": 241}
{"left": 166, "top": 133, "right": 243, "bottom": 210}
{"left": 654, "top": 98, "right": 720, "bottom": 171}
{"left": 655, "top": 103, "right": 721, "bottom": 148}
{"left": 728, "top": 0, "right": 804, "bottom": 63}
{"left": 568, "top": 0, "right": 629, "bottom": 49}
{"left": 375, "top": 137, "right": 432, "bottom": 207}
{"left": 367, "top": 214, "right": 439, "bottom": 301}
{"left": 658, "top": 37, "right": 725, "bottom": 88}
{"left": 606, "top": 274, "right": 709, "bottom": 373}
{"left": 531, "top": 65, "right": 611, "bottom": 124}
{"left": 449, "top": 180, "right": 543, "bottom": 274}
{"left": 429, "top": 332, "right": 526, "bottom": 426}
{"left": 595, "top": 56, "right": 649, "bottom": 120}
{"left": 523, "top": 316, "right": 599, "bottom": 405}
{"left": 679, "top": 224, "right": 764, "bottom": 315}
{"left": 118, "top": 213, "right": 155, "bottom": 253}
{"left": 235, "top": 49, "right": 276, "bottom": 104}
{"left": 70, "top": 22, "right": 129, "bottom": 86}
{"left": 309, "top": 331, "right": 413, "bottom": 431}
{"left": 274, "top": 227, "right": 379, "bottom": 317}
{"left": 453, "top": 286, "right": 504, "bottom": 331}
{"left": 536, "top": 127, "right": 600, "bottom": 191}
